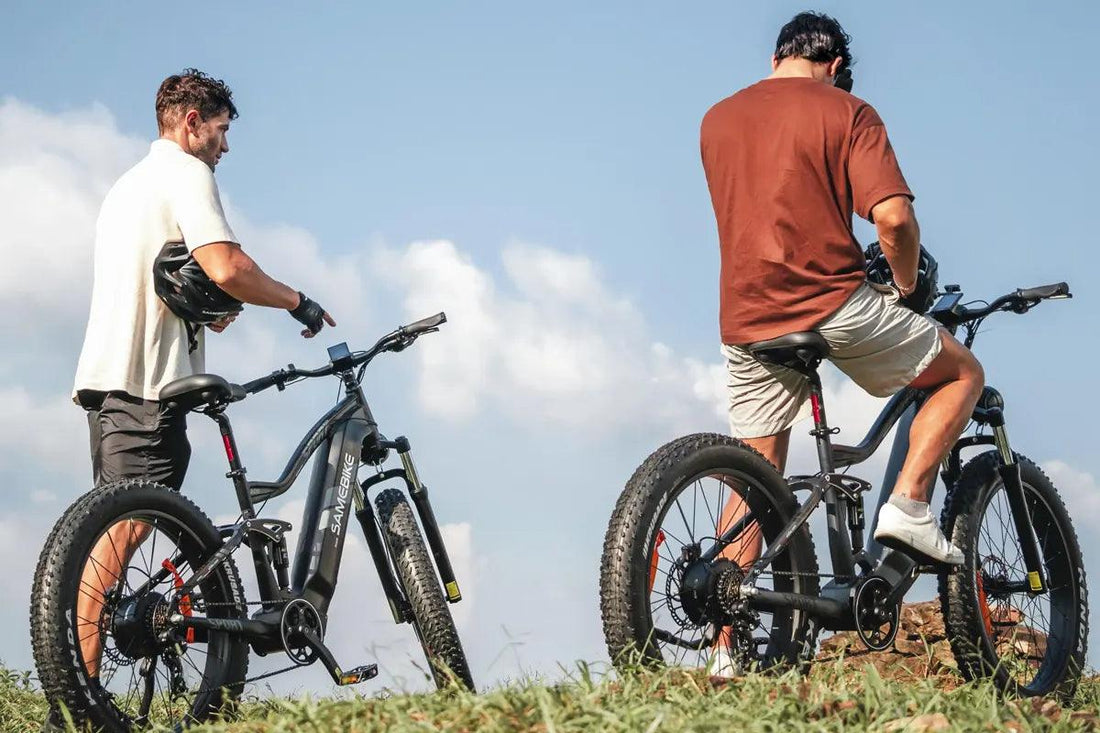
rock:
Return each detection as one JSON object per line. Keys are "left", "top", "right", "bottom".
{"left": 814, "top": 600, "right": 1047, "bottom": 686}
{"left": 882, "top": 713, "right": 951, "bottom": 732}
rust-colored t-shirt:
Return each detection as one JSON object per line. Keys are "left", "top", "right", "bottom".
{"left": 701, "top": 77, "right": 913, "bottom": 344}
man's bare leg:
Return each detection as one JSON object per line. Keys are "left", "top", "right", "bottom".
{"left": 872, "top": 330, "right": 984, "bottom": 562}
{"left": 894, "top": 331, "right": 984, "bottom": 501}
{"left": 716, "top": 430, "right": 790, "bottom": 560}
{"left": 713, "top": 429, "right": 791, "bottom": 658}
{"left": 76, "top": 519, "right": 152, "bottom": 677}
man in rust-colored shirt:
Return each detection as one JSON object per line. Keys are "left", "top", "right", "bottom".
{"left": 700, "top": 12, "right": 985, "bottom": 674}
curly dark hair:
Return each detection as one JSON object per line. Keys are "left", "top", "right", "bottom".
{"left": 155, "top": 68, "right": 238, "bottom": 133}
{"left": 774, "top": 11, "right": 852, "bottom": 72}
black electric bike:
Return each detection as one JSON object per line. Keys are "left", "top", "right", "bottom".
{"left": 600, "top": 282, "right": 1089, "bottom": 699}
{"left": 31, "top": 313, "right": 474, "bottom": 731}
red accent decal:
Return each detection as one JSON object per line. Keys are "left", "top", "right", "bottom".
{"left": 222, "top": 434, "right": 235, "bottom": 463}
{"left": 163, "top": 559, "right": 195, "bottom": 644}
{"left": 648, "top": 530, "right": 666, "bottom": 594}
{"left": 810, "top": 394, "right": 822, "bottom": 424}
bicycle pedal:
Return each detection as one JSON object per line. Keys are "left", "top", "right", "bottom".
{"left": 338, "top": 664, "right": 379, "bottom": 686}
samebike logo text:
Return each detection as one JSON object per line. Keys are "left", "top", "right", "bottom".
{"left": 330, "top": 452, "right": 356, "bottom": 534}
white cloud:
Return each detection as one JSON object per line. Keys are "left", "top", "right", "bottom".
{"left": 1042, "top": 460, "right": 1100, "bottom": 527}
{"left": 0, "top": 98, "right": 145, "bottom": 322}
{"left": 376, "top": 240, "right": 726, "bottom": 435}
{"left": 0, "top": 386, "right": 88, "bottom": 480}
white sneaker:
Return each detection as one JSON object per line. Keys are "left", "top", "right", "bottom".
{"left": 873, "top": 502, "right": 964, "bottom": 566}
{"left": 708, "top": 645, "right": 740, "bottom": 678}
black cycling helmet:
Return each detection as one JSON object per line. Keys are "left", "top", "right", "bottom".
{"left": 153, "top": 241, "right": 243, "bottom": 352}
{"left": 863, "top": 241, "right": 939, "bottom": 314}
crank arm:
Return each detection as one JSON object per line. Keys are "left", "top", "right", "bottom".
{"left": 293, "top": 628, "right": 379, "bottom": 686}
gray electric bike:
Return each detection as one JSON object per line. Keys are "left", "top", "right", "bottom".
{"left": 600, "top": 281, "right": 1088, "bottom": 699}
{"left": 31, "top": 313, "right": 473, "bottom": 731}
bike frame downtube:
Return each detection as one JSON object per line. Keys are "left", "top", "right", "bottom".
{"left": 290, "top": 410, "right": 373, "bottom": 614}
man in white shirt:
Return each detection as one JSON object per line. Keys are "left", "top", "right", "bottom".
{"left": 63, "top": 69, "right": 335, "bottom": 697}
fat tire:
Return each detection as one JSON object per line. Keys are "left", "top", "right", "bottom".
{"left": 939, "top": 451, "right": 1088, "bottom": 699}
{"left": 375, "top": 488, "right": 475, "bottom": 691}
{"left": 600, "top": 433, "right": 820, "bottom": 671}
{"left": 30, "top": 480, "right": 249, "bottom": 730}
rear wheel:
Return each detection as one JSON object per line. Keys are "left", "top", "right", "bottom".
{"left": 600, "top": 433, "right": 820, "bottom": 674}
{"left": 30, "top": 480, "right": 249, "bottom": 731}
{"left": 940, "top": 452, "right": 1088, "bottom": 699}
{"left": 375, "top": 489, "right": 475, "bottom": 691}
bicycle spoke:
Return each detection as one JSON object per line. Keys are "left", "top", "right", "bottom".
{"left": 674, "top": 498, "right": 695, "bottom": 545}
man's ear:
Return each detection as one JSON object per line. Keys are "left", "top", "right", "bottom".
{"left": 771, "top": 54, "right": 780, "bottom": 71}
{"left": 827, "top": 56, "right": 844, "bottom": 78}
{"left": 183, "top": 109, "right": 202, "bottom": 133}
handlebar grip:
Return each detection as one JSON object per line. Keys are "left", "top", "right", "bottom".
{"left": 1015, "top": 282, "right": 1071, "bottom": 300}
{"left": 404, "top": 312, "right": 447, "bottom": 335}
{"left": 243, "top": 370, "right": 283, "bottom": 394}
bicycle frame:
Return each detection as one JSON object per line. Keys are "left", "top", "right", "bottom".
{"left": 725, "top": 290, "right": 1056, "bottom": 631}
{"left": 178, "top": 362, "right": 462, "bottom": 651}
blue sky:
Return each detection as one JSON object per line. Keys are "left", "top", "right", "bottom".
{"left": 1, "top": 1, "right": 1097, "bottom": 694}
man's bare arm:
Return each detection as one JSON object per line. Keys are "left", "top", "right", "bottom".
{"left": 192, "top": 242, "right": 300, "bottom": 309}
{"left": 871, "top": 196, "right": 921, "bottom": 294}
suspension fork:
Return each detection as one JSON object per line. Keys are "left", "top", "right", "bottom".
{"left": 987, "top": 407, "right": 1046, "bottom": 593}
{"left": 359, "top": 437, "right": 463, "bottom": 607}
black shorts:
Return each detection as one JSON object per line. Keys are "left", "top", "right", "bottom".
{"left": 77, "top": 390, "right": 192, "bottom": 491}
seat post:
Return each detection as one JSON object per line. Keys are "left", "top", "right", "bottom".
{"left": 807, "top": 371, "right": 835, "bottom": 473}
{"left": 210, "top": 410, "right": 254, "bottom": 517}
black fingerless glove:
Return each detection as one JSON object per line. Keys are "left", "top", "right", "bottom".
{"left": 289, "top": 292, "right": 326, "bottom": 334}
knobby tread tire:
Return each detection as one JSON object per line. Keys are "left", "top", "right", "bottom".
{"left": 599, "top": 432, "right": 820, "bottom": 672}
{"left": 939, "top": 451, "right": 1088, "bottom": 700}
{"left": 375, "top": 488, "right": 475, "bottom": 691}
{"left": 30, "top": 480, "right": 249, "bottom": 731}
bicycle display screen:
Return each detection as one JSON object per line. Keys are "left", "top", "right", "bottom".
{"left": 328, "top": 342, "right": 353, "bottom": 370}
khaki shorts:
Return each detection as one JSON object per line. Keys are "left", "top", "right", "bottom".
{"left": 723, "top": 281, "right": 943, "bottom": 439}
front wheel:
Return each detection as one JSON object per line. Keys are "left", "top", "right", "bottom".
{"left": 940, "top": 452, "right": 1088, "bottom": 699}
{"left": 375, "top": 489, "right": 475, "bottom": 691}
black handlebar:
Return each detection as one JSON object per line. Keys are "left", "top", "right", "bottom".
{"left": 239, "top": 312, "right": 447, "bottom": 397}
{"left": 932, "top": 281, "right": 1072, "bottom": 329}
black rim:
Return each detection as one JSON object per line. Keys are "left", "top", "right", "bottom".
{"left": 644, "top": 468, "right": 805, "bottom": 671}
{"left": 74, "top": 510, "right": 235, "bottom": 727}
{"left": 973, "top": 479, "right": 1077, "bottom": 693}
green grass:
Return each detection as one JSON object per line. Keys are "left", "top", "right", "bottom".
{"left": 2, "top": 663, "right": 1098, "bottom": 732}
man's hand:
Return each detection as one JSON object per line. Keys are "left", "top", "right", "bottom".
{"left": 289, "top": 292, "right": 336, "bottom": 337}
{"left": 207, "top": 314, "right": 237, "bottom": 333}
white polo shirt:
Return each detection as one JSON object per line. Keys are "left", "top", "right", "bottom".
{"left": 73, "top": 139, "right": 238, "bottom": 402}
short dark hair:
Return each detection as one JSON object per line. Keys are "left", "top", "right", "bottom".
{"left": 155, "top": 68, "right": 238, "bottom": 133}
{"left": 774, "top": 11, "right": 852, "bottom": 71}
